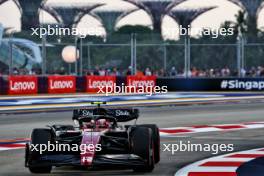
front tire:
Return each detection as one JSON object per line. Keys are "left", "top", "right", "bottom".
{"left": 140, "top": 124, "right": 160, "bottom": 163}
{"left": 27, "top": 128, "right": 53, "bottom": 173}
{"left": 130, "top": 127, "right": 154, "bottom": 172}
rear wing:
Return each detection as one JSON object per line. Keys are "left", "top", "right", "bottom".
{"left": 73, "top": 108, "right": 139, "bottom": 122}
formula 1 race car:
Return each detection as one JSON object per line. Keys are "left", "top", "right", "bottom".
{"left": 25, "top": 102, "right": 160, "bottom": 173}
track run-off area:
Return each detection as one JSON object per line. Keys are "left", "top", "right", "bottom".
{"left": 1, "top": 98, "right": 264, "bottom": 175}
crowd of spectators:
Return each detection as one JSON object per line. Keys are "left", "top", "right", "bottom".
{"left": 2, "top": 66, "right": 264, "bottom": 78}
{"left": 155, "top": 66, "right": 264, "bottom": 77}
{"left": 81, "top": 66, "right": 264, "bottom": 78}
{"left": 0, "top": 67, "right": 42, "bottom": 76}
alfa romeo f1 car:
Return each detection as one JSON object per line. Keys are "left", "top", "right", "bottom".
{"left": 25, "top": 102, "right": 160, "bottom": 173}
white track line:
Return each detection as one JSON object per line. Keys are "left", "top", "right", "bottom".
{"left": 175, "top": 148, "right": 264, "bottom": 176}
{"left": 160, "top": 122, "right": 264, "bottom": 136}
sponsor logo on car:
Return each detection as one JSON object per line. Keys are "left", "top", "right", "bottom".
{"left": 115, "top": 110, "right": 130, "bottom": 116}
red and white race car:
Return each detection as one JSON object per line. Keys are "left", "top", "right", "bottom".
{"left": 25, "top": 102, "right": 160, "bottom": 173}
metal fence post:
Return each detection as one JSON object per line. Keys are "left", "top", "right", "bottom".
{"left": 163, "top": 43, "right": 167, "bottom": 72}
{"left": 237, "top": 35, "right": 243, "bottom": 77}
{"left": 241, "top": 36, "right": 245, "bottom": 71}
{"left": 41, "top": 34, "right": 46, "bottom": 75}
{"left": 87, "top": 42, "right": 91, "bottom": 71}
{"left": 184, "top": 35, "right": 188, "bottom": 78}
{"left": 69, "top": 63, "right": 71, "bottom": 75}
{"left": 188, "top": 36, "right": 191, "bottom": 77}
{"left": 9, "top": 33, "right": 13, "bottom": 75}
{"left": 134, "top": 33, "right": 137, "bottom": 75}
{"left": 237, "top": 37, "right": 241, "bottom": 77}
{"left": 79, "top": 38, "right": 83, "bottom": 76}
{"left": 130, "top": 33, "right": 134, "bottom": 75}
{"left": 75, "top": 37, "right": 78, "bottom": 76}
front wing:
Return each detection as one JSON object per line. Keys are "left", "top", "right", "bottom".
{"left": 26, "top": 153, "right": 146, "bottom": 169}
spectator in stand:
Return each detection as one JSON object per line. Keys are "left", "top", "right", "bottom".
{"left": 99, "top": 68, "right": 106, "bottom": 76}
{"left": 111, "top": 67, "right": 120, "bottom": 76}
{"left": 87, "top": 70, "right": 94, "bottom": 75}
{"left": 170, "top": 67, "right": 177, "bottom": 77}
{"left": 198, "top": 69, "right": 206, "bottom": 77}
{"left": 260, "top": 67, "right": 264, "bottom": 76}
{"left": 93, "top": 66, "right": 100, "bottom": 75}
{"left": 29, "top": 69, "right": 33, "bottom": 75}
{"left": 209, "top": 69, "right": 215, "bottom": 77}
{"left": 58, "top": 67, "right": 66, "bottom": 75}
{"left": 158, "top": 69, "right": 166, "bottom": 77}
{"left": 177, "top": 69, "right": 185, "bottom": 77}
{"left": 136, "top": 70, "right": 144, "bottom": 76}
{"left": 144, "top": 68, "right": 152, "bottom": 76}
{"left": 153, "top": 70, "right": 159, "bottom": 76}
{"left": 221, "top": 66, "right": 230, "bottom": 77}
{"left": 106, "top": 69, "right": 111, "bottom": 75}
{"left": 215, "top": 68, "right": 221, "bottom": 77}
{"left": 249, "top": 67, "right": 256, "bottom": 77}
{"left": 191, "top": 67, "right": 199, "bottom": 77}
{"left": 256, "top": 66, "right": 264, "bottom": 77}
{"left": 241, "top": 68, "right": 246, "bottom": 77}
{"left": 126, "top": 66, "right": 132, "bottom": 75}
{"left": 13, "top": 67, "right": 19, "bottom": 75}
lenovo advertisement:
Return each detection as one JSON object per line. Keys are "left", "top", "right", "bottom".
{"left": 8, "top": 76, "right": 38, "bottom": 95}
{"left": 48, "top": 76, "right": 76, "bottom": 93}
{"left": 85, "top": 76, "right": 116, "bottom": 93}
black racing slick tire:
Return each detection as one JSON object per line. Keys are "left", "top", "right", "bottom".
{"left": 140, "top": 124, "right": 160, "bottom": 163}
{"left": 130, "top": 127, "right": 154, "bottom": 172}
{"left": 27, "top": 128, "right": 53, "bottom": 173}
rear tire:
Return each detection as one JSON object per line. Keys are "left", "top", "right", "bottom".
{"left": 140, "top": 124, "right": 160, "bottom": 163}
{"left": 27, "top": 128, "right": 53, "bottom": 173}
{"left": 130, "top": 127, "right": 154, "bottom": 172}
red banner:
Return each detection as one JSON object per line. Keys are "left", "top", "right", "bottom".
{"left": 86, "top": 76, "right": 116, "bottom": 93}
{"left": 8, "top": 76, "right": 38, "bottom": 95}
{"left": 48, "top": 76, "right": 76, "bottom": 93}
{"left": 126, "top": 76, "right": 157, "bottom": 93}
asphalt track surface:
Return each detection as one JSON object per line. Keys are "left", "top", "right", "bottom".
{"left": 1, "top": 103, "right": 264, "bottom": 176}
